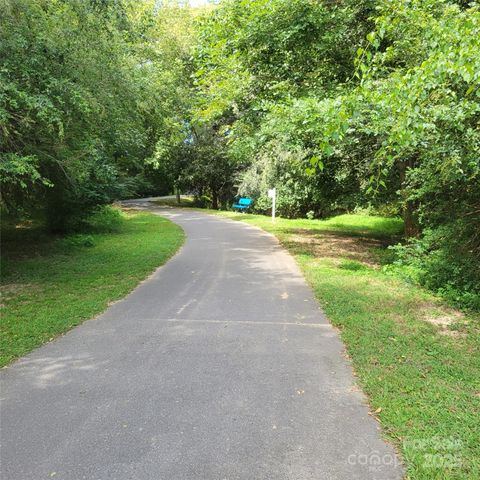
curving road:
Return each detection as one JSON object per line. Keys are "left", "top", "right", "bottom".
{"left": 1, "top": 201, "right": 403, "bottom": 479}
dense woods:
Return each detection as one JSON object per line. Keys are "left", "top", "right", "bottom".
{"left": 1, "top": 0, "right": 193, "bottom": 230}
{"left": 1, "top": 0, "right": 479, "bottom": 309}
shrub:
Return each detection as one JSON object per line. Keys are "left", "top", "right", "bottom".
{"left": 62, "top": 234, "right": 96, "bottom": 248}
{"left": 339, "top": 260, "right": 369, "bottom": 271}
{"left": 84, "top": 206, "right": 124, "bottom": 233}
{"left": 192, "top": 195, "right": 211, "bottom": 208}
{"left": 389, "top": 227, "right": 480, "bottom": 311}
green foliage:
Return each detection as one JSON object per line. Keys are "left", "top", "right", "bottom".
{"left": 193, "top": 0, "right": 374, "bottom": 120}
{"left": 390, "top": 227, "right": 480, "bottom": 310}
{"left": 62, "top": 234, "right": 96, "bottom": 249}
{"left": 190, "top": 0, "right": 480, "bottom": 309}
{"left": 339, "top": 0, "right": 480, "bottom": 308}
{"left": 192, "top": 0, "right": 395, "bottom": 218}
{"left": 339, "top": 259, "right": 369, "bottom": 272}
{"left": 84, "top": 206, "right": 124, "bottom": 233}
{"left": 0, "top": 0, "right": 195, "bottom": 230}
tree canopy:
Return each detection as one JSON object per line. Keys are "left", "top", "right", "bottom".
{"left": 1, "top": 0, "right": 193, "bottom": 229}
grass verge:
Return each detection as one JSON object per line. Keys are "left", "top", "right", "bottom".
{"left": 0, "top": 208, "right": 184, "bottom": 367}
{"left": 148, "top": 195, "right": 195, "bottom": 207}
{"left": 200, "top": 208, "right": 480, "bottom": 480}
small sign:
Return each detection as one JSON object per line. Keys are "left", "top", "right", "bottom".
{"left": 268, "top": 189, "right": 275, "bottom": 198}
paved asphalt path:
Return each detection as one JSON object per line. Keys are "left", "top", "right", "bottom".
{"left": 1, "top": 201, "right": 403, "bottom": 480}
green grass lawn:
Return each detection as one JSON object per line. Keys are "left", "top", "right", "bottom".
{"left": 202, "top": 209, "right": 480, "bottom": 480}
{"left": 0, "top": 209, "right": 184, "bottom": 367}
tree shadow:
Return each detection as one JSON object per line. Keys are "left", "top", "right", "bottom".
{"left": 282, "top": 229, "right": 396, "bottom": 267}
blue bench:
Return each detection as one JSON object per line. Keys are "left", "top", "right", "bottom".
{"left": 232, "top": 197, "right": 253, "bottom": 211}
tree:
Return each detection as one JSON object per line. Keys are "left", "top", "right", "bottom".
{"left": 0, "top": 0, "right": 196, "bottom": 230}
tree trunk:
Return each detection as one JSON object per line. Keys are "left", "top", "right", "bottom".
{"left": 404, "top": 202, "right": 419, "bottom": 238}
{"left": 398, "top": 158, "right": 420, "bottom": 238}
{"left": 211, "top": 190, "right": 219, "bottom": 210}
{"left": 176, "top": 188, "right": 180, "bottom": 205}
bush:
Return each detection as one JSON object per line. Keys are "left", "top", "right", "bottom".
{"left": 339, "top": 260, "right": 369, "bottom": 271}
{"left": 83, "top": 206, "right": 124, "bottom": 233}
{"left": 389, "top": 227, "right": 480, "bottom": 311}
{"left": 192, "top": 195, "right": 211, "bottom": 208}
{"left": 62, "top": 234, "right": 96, "bottom": 248}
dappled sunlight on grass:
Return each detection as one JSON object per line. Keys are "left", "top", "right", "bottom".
{"left": 319, "top": 214, "right": 404, "bottom": 237}
{"left": 286, "top": 230, "right": 388, "bottom": 267}
{"left": 213, "top": 210, "right": 403, "bottom": 238}
{"left": 151, "top": 196, "right": 194, "bottom": 207}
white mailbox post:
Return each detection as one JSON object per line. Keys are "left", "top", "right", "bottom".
{"left": 268, "top": 188, "right": 276, "bottom": 223}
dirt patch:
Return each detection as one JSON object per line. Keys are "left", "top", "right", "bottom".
{"left": 423, "top": 309, "right": 464, "bottom": 328}
{"left": 420, "top": 305, "right": 468, "bottom": 338}
{"left": 439, "top": 329, "right": 467, "bottom": 339}
{"left": 120, "top": 207, "right": 142, "bottom": 216}
{"left": 0, "top": 283, "right": 40, "bottom": 302}
{"left": 287, "top": 229, "right": 388, "bottom": 267}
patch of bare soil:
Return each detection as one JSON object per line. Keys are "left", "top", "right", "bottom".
{"left": 420, "top": 305, "right": 467, "bottom": 338}
{"left": 287, "top": 229, "right": 388, "bottom": 267}
{"left": 0, "top": 283, "right": 40, "bottom": 303}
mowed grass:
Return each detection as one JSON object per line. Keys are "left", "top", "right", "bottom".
{"left": 206, "top": 209, "right": 480, "bottom": 480}
{"left": 0, "top": 209, "right": 184, "bottom": 367}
